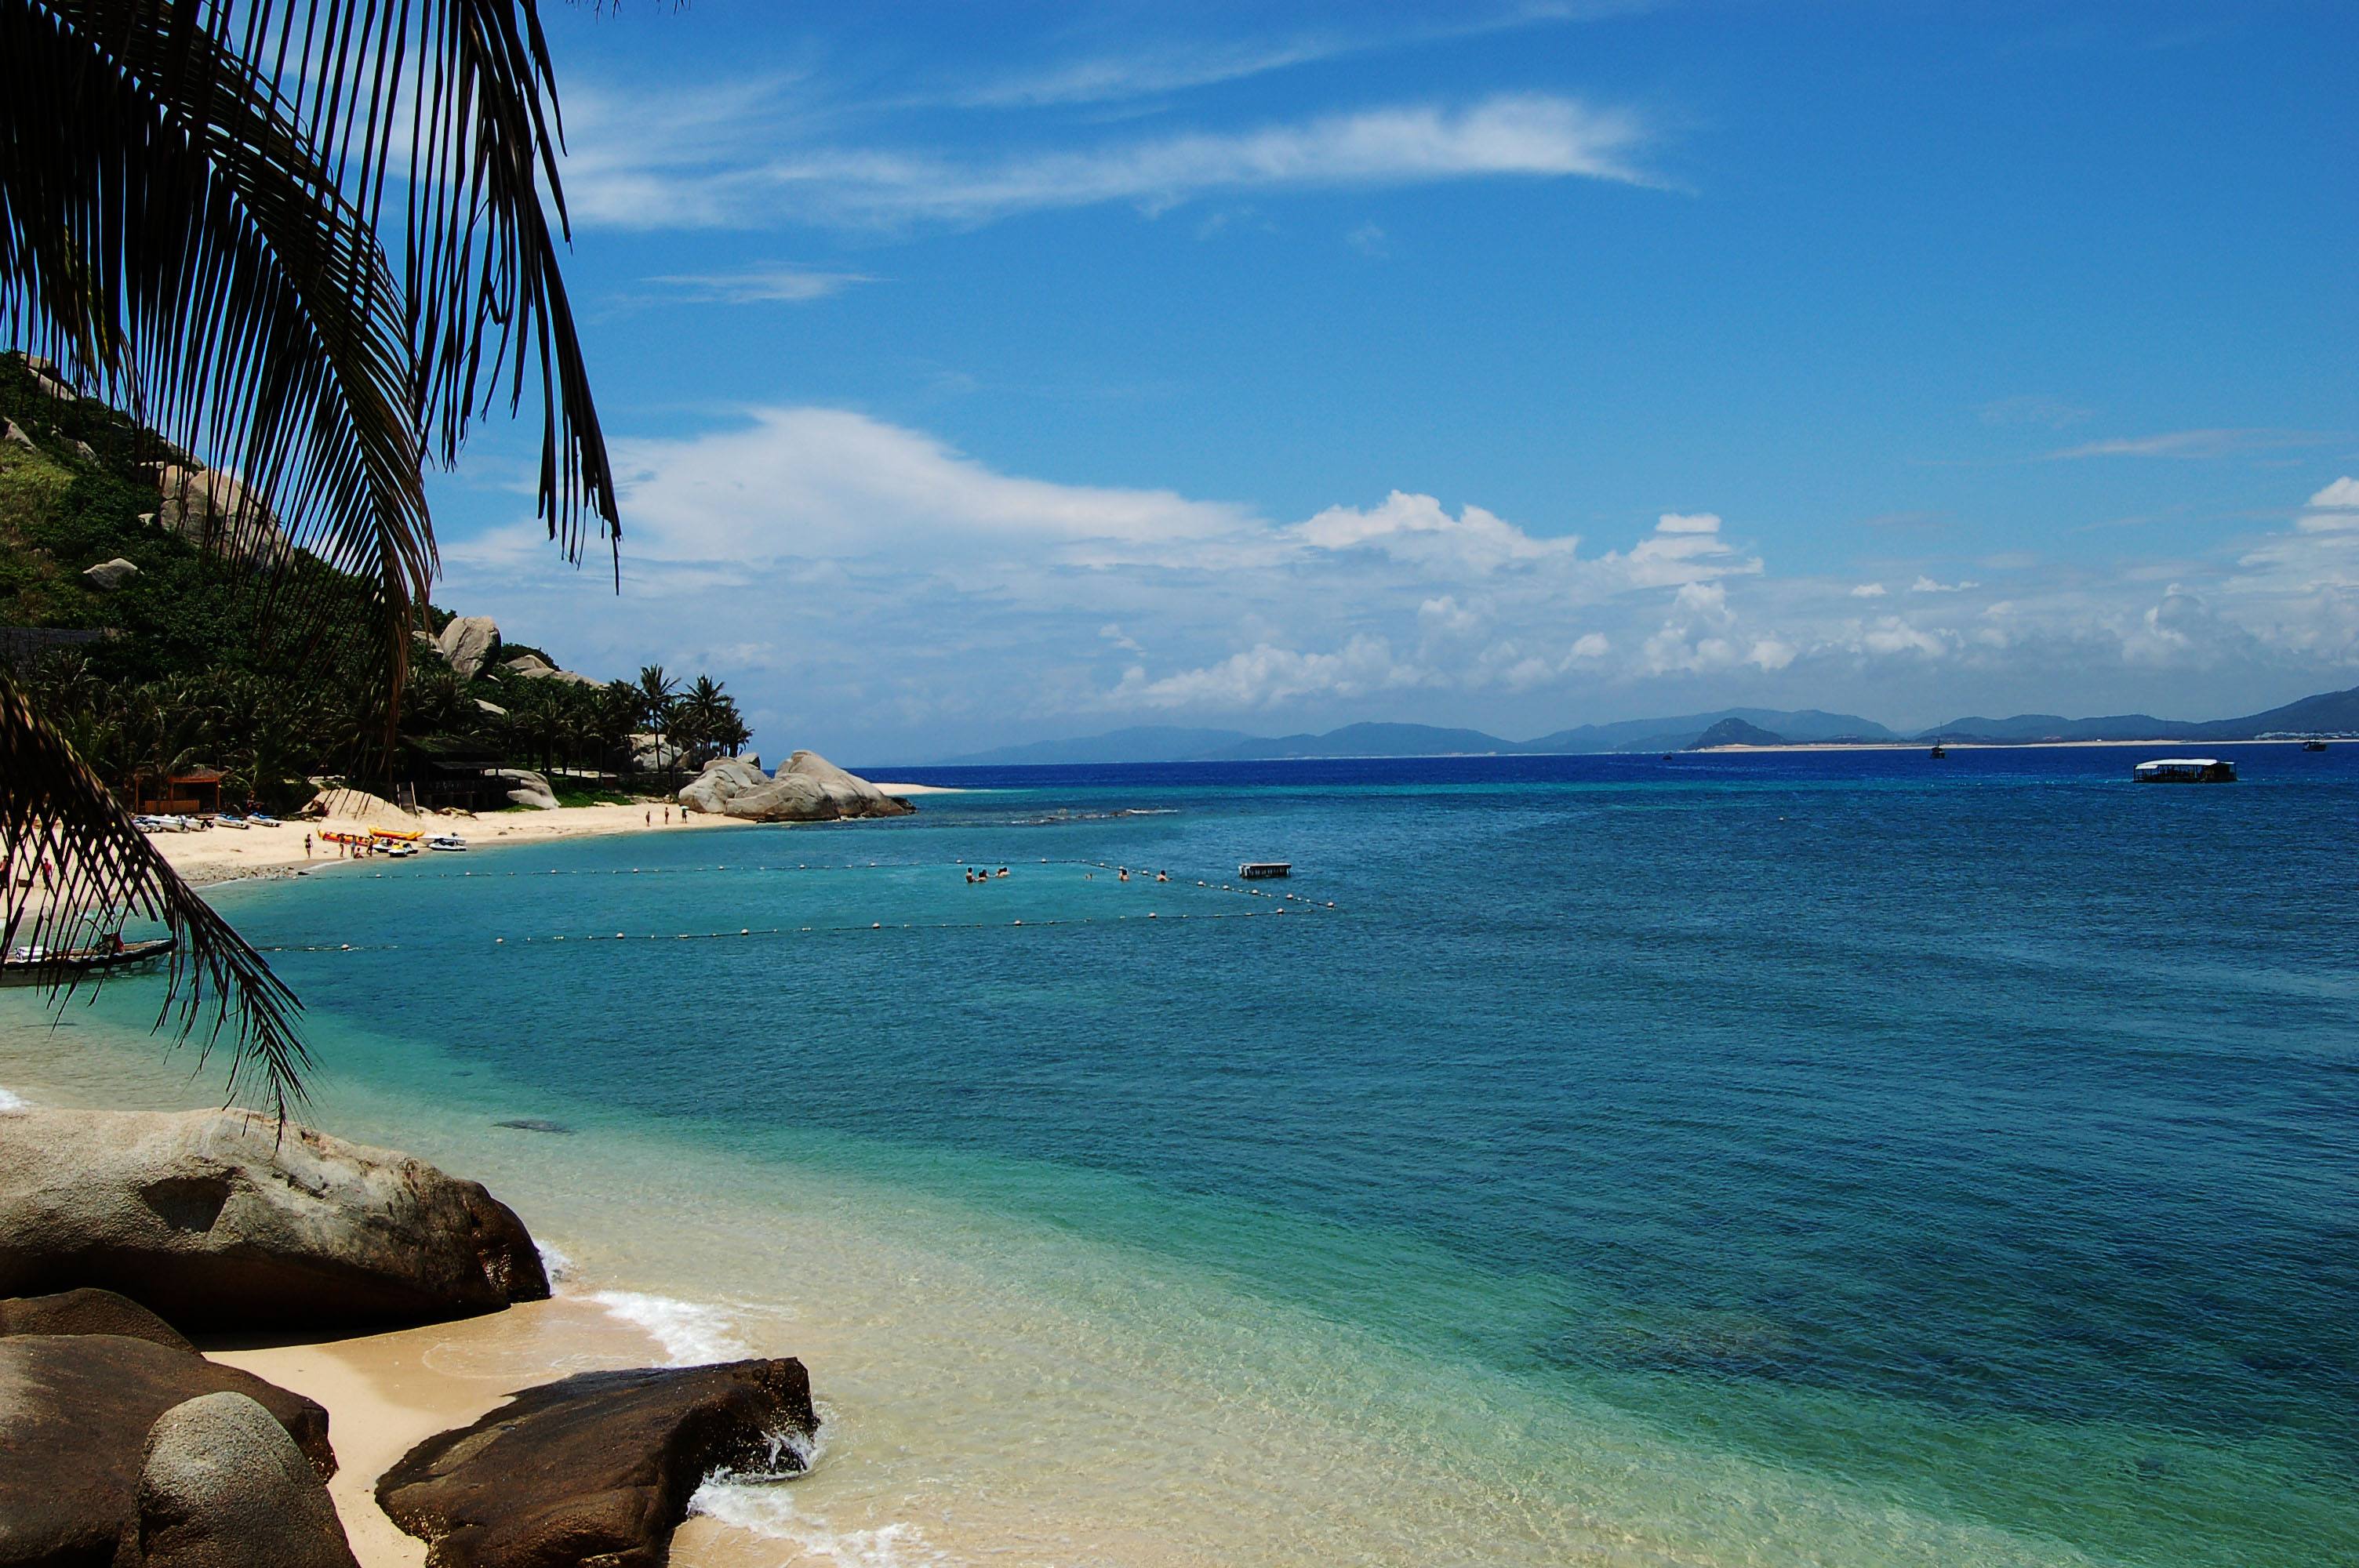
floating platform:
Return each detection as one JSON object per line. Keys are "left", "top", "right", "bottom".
{"left": 2135, "top": 757, "right": 2237, "bottom": 783}
{"left": 1238, "top": 862, "right": 1292, "bottom": 880}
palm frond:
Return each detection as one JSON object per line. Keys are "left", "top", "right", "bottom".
{"left": 1, "top": 0, "right": 626, "bottom": 1110}
{"left": 1, "top": 669, "right": 311, "bottom": 1120}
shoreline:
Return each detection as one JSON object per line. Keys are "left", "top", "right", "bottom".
{"left": 140, "top": 784, "right": 966, "bottom": 893}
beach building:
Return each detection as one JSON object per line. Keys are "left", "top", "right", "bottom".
{"left": 132, "top": 766, "right": 223, "bottom": 816}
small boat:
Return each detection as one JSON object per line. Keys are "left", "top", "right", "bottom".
{"left": 214, "top": 814, "right": 249, "bottom": 829}
{"left": 1928, "top": 741, "right": 1948, "bottom": 758}
{"left": 2135, "top": 757, "right": 2237, "bottom": 783}
{"left": 2, "top": 937, "right": 176, "bottom": 983}
{"left": 424, "top": 833, "right": 469, "bottom": 852}
{"left": 1238, "top": 862, "right": 1292, "bottom": 880}
{"left": 2303, "top": 739, "right": 2328, "bottom": 752}
{"left": 247, "top": 813, "right": 282, "bottom": 826}
{"left": 377, "top": 840, "right": 417, "bottom": 858}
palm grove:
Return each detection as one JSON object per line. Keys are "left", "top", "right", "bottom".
{"left": 2, "top": 0, "right": 650, "bottom": 1113}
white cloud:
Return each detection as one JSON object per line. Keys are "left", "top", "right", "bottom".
{"left": 1849, "top": 582, "right": 1887, "bottom": 597}
{"left": 2046, "top": 428, "right": 2332, "bottom": 460}
{"left": 643, "top": 266, "right": 874, "bottom": 303}
{"left": 2307, "top": 476, "right": 2359, "bottom": 509}
{"left": 560, "top": 92, "right": 1653, "bottom": 231}
{"left": 441, "top": 414, "right": 2359, "bottom": 759}
{"left": 1910, "top": 575, "right": 1979, "bottom": 593}
{"left": 936, "top": 8, "right": 1630, "bottom": 110}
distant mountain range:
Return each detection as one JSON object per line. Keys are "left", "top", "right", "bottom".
{"left": 929, "top": 684, "right": 2359, "bottom": 764}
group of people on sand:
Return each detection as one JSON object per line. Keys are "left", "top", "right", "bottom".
{"left": 964, "top": 866, "right": 1010, "bottom": 884}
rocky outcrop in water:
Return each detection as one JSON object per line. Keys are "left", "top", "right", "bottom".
{"left": 136, "top": 1392, "right": 361, "bottom": 1568}
{"left": 377, "top": 1359, "right": 816, "bottom": 1568}
{"left": 0, "top": 1333, "right": 333, "bottom": 1565}
{"left": 0, "top": 1108, "right": 548, "bottom": 1330}
{"left": 678, "top": 750, "right": 913, "bottom": 822}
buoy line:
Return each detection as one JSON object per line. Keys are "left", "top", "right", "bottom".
{"left": 252, "top": 905, "right": 1328, "bottom": 956}
{"left": 332, "top": 856, "right": 1337, "bottom": 911}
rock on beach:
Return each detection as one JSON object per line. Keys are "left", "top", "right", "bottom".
{"left": 0, "top": 1332, "right": 333, "bottom": 1566}
{"left": 378, "top": 1359, "right": 817, "bottom": 1568}
{"left": 136, "top": 1391, "right": 361, "bottom": 1568}
{"left": 0, "top": 1108, "right": 549, "bottom": 1331}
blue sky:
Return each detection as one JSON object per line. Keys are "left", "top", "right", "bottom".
{"left": 428, "top": 1, "right": 2359, "bottom": 761}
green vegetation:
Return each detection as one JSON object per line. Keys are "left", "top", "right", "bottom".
{"left": 1, "top": 354, "right": 747, "bottom": 811}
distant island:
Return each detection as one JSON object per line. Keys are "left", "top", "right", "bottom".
{"left": 928, "top": 688, "right": 2359, "bottom": 765}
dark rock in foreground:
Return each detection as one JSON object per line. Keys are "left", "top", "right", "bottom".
{"left": 0, "top": 1334, "right": 333, "bottom": 1566}
{"left": 0, "top": 1108, "right": 549, "bottom": 1330}
{"left": 0, "top": 1287, "right": 196, "bottom": 1352}
{"left": 378, "top": 1359, "right": 817, "bottom": 1568}
{"left": 137, "top": 1392, "right": 360, "bottom": 1568}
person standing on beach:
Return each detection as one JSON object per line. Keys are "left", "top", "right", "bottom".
{"left": 303, "top": 834, "right": 312, "bottom": 858}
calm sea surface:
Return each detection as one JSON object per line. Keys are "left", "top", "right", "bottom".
{"left": 7, "top": 746, "right": 2355, "bottom": 1566}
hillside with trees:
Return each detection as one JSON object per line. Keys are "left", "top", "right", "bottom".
{"left": 1, "top": 352, "right": 746, "bottom": 811}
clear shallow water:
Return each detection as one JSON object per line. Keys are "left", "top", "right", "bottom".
{"left": 6, "top": 746, "right": 2355, "bottom": 1566}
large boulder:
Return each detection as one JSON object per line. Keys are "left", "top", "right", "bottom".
{"left": 677, "top": 757, "right": 767, "bottom": 815}
{"left": 377, "top": 1359, "right": 816, "bottom": 1568}
{"left": 718, "top": 773, "right": 832, "bottom": 822}
{"left": 0, "top": 1108, "right": 549, "bottom": 1331}
{"left": 0, "top": 1334, "right": 333, "bottom": 1565}
{"left": 546, "top": 669, "right": 604, "bottom": 688}
{"left": 486, "top": 768, "right": 557, "bottom": 811}
{"left": 781, "top": 750, "right": 911, "bottom": 818}
{"left": 627, "top": 731, "right": 682, "bottom": 773}
{"left": 154, "top": 464, "right": 293, "bottom": 569}
{"left": 691, "top": 752, "right": 914, "bottom": 823}
{"left": 500, "top": 653, "right": 555, "bottom": 678}
{"left": 435, "top": 616, "right": 500, "bottom": 681}
{"left": 0, "top": 1287, "right": 194, "bottom": 1352}
{"left": 83, "top": 557, "right": 141, "bottom": 591}
{"left": 137, "top": 1392, "right": 361, "bottom": 1568}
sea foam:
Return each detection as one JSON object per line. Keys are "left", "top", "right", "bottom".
{"left": 587, "top": 1289, "right": 747, "bottom": 1367}
{"left": 0, "top": 1086, "right": 29, "bottom": 1113}
{"left": 689, "top": 1475, "right": 937, "bottom": 1567}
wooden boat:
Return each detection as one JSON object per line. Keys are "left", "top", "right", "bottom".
{"left": 1238, "top": 862, "right": 1292, "bottom": 880}
{"left": 2, "top": 937, "right": 176, "bottom": 983}
{"left": 2135, "top": 757, "right": 2237, "bottom": 783}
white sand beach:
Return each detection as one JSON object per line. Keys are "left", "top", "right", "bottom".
{"left": 132, "top": 783, "right": 963, "bottom": 892}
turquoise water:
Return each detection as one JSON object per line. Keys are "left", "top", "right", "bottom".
{"left": 8, "top": 747, "right": 2355, "bottom": 1566}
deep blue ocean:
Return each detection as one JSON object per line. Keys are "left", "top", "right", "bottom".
{"left": 10, "top": 745, "right": 2354, "bottom": 1566}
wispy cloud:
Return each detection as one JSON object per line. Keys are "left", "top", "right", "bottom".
{"left": 642, "top": 266, "right": 875, "bottom": 303}
{"left": 1978, "top": 394, "right": 2092, "bottom": 430}
{"left": 940, "top": 5, "right": 1643, "bottom": 110}
{"left": 561, "top": 92, "right": 1655, "bottom": 231}
{"left": 442, "top": 411, "right": 2359, "bottom": 757}
{"left": 2047, "top": 428, "right": 2335, "bottom": 460}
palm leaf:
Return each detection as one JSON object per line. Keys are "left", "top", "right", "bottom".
{"left": 1, "top": 669, "right": 311, "bottom": 1120}
{"left": 1, "top": 0, "right": 623, "bottom": 1111}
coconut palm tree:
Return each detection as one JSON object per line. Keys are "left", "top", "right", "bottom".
{"left": 1, "top": 0, "right": 620, "bottom": 1117}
